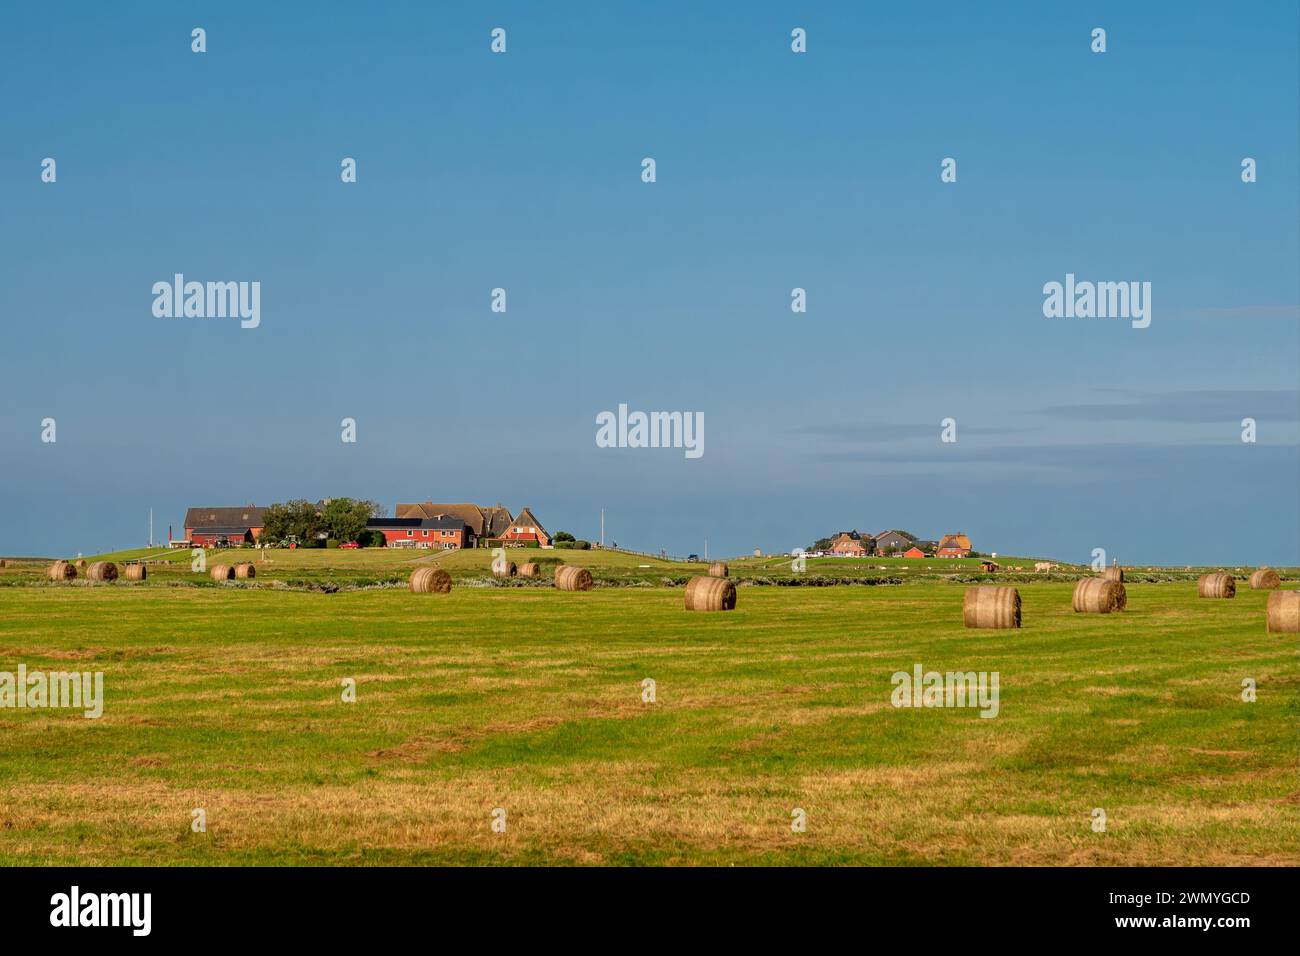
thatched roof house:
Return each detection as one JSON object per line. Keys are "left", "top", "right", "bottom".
{"left": 499, "top": 507, "right": 550, "bottom": 547}
{"left": 395, "top": 502, "right": 515, "bottom": 542}
{"left": 937, "top": 533, "right": 973, "bottom": 558}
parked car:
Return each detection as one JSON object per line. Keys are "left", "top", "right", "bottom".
{"left": 687, "top": 554, "right": 700, "bottom": 562}
{"left": 338, "top": 541, "right": 360, "bottom": 549}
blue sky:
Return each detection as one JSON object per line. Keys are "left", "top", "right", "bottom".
{"left": 2, "top": 1, "right": 1297, "bottom": 563}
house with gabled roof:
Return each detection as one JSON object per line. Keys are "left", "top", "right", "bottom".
{"left": 498, "top": 507, "right": 550, "bottom": 547}
{"left": 395, "top": 502, "right": 516, "bottom": 546}
{"left": 829, "top": 531, "right": 871, "bottom": 556}
{"left": 873, "top": 530, "right": 916, "bottom": 555}
{"left": 367, "top": 514, "right": 469, "bottom": 549}
{"left": 936, "top": 533, "right": 972, "bottom": 558}
{"left": 392, "top": 501, "right": 549, "bottom": 547}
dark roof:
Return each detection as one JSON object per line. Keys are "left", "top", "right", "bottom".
{"left": 189, "top": 527, "right": 252, "bottom": 536}
{"left": 185, "top": 506, "right": 266, "bottom": 530}
{"left": 874, "top": 529, "right": 915, "bottom": 542}
{"left": 482, "top": 505, "right": 514, "bottom": 538}
{"left": 368, "top": 516, "right": 466, "bottom": 531}
{"left": 509, "top": 507, "right": 547, "bottom": 537}
{"left": 397, "top": 503, "right": 487, "bottom": 536}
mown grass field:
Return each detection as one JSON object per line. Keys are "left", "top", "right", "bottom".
{"left": 1, "top": 551, "right": 1295, "bottom": 866}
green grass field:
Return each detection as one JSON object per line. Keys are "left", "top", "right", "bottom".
{"left": 0, "top": 552, "right": 1296, "bottom": 865}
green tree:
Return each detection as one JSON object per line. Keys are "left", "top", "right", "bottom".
{"left": 259, "top": 503, "right": 295, "bottom": 544}
{"left": 322, "top": 498, "right": 379, "bottom": 544}
{"left": 554, "top": 530, "right": 576, "bottom": 543}
{"left": 259, "top": 499, "right": 325, "bottom": 545}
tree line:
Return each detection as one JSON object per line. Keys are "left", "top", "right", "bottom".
{"left": 259, "top": 498, "right": 383, "bottom": 547}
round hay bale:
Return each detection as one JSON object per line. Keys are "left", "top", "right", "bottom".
{"left": 492, "top": 559, "right": 517, "bottom": 578}
{"left": 517, "top": 562, "right": 540, "bottom": 579}
{"left": 123, "top": 564, "right": 147, "bottom": 581}
{"left": 1266, "top": 591, "right": 1300, "bottom": 633}
{"left": 75, "top": 559, "right": 87, "bottom": 570}
{"left": 707, "top": 561, "right": 729, "bottom": 578}
{"left": 1249, "top": 568, "right": 1281, "bottom": 590}
{"left": 48, "top": 560, "right": 77, "bottom": 581}
{"left": 0, "top": 559, "right": 7, "bottom": 568}
{"left": 1197, "top": 573, "right": 1235, "bottom": 599}
{"left": 409, "top": 567, "right": 452, "bottom": 593}
{"left": 210, "top": 564, "right": 235, "bottom": 581}
{"left": 962, "top": 586, "right": 1021, "bottom": 629}
{"left": 1072, "top": 578, "right": 1125, "bottom": 613}
{"left": 86, "top": 561, "right": 118, "bottom": 582}
{"left": 1102, "top": 565, "right": 1124, "bottom": 583}
{"left": 684, "top": 575, "right": 736, "bottom": 611}
{"left": 234, "top": 563, "right": 256, "bottom": 579}
{"left": 554, "top": 565, "right": 593, "bottom": 592}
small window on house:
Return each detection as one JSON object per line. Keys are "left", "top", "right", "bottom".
{"left": 422, "top": 530, "right": 428, "bottom": 537}
{"left": 407, "top": 530, "right": 413, "bottom": 537}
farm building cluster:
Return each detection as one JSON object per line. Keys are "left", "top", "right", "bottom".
{"left": 822, "top": 530, "right": 974, "bottom": 559}
{"left": 176, "top": 502, "right": 549, "bottom": 550}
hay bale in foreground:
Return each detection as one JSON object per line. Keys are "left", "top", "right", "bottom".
{"left": 1266, "top": 591, "right": 1300, "bottom": 633}
{"left": 707, "top": 561, "right": 729, "bottom": 578}
{"left": 234, "top": 563, "right": 256, "bottom": 579}
{"left": 685, "top": 575, "right": 736, "bottom": 611}
{"left": 210, "top": 564, "right": 235, "bottom": 581}
{"left": 1072, "top": 578, "right": 1125, "bottom": 613}
{"left": 1249, "top": 568, "right": 1281, "bottom": 590}
{"left": 554, "top": 565, "right": 593, "bottom": 592}
{"left": 517, "top": 562, "right": 540, "bottom": 579}
{"left": 124, "top": 564, "right": 146, "bottom": 581}
{"left": 409, "top": 567, "right": 452, "bottom": 593}
{"left": 1102, "top": 564, "right": 1124, "bottom": 583}
{"left": 86, "top": 561, "right": 118, "bottom": 582}
{"left": 493, "top": 559, "right": 517, "bottom": 578}
{"left": 48, "top": 560, "right": 77, "bottom": 581}
{"left": 1197, "top": 573, "right": 1235, "bottom": 599}
{"left": 963, "top": 586, "right": 1021, "bottom": 629}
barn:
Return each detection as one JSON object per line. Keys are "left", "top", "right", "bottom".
{"left": 184, "top": 506, "right": 267, "bottom": 547}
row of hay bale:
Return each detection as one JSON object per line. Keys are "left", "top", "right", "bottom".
{"left": 412, "top": 561, "right": 737, "bottom": 609}
{"left": 412, "top": 564, "right": 595, "bottom": 593}
{"left": 47, "top": 560, "right": 257, "bottom": 583}
{"left": 963, "top": 568, "right": 1298, "bottom": 633}
{"left": 210, "top": 563, "right": 256, "bottom": 580}
{"left": 48, "top": 560, "right": 122, "bottom": 582}
{"left": 491, "top": 560, "right": 544, "bottom": 579}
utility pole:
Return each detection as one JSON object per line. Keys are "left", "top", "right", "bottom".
{"left": 600, "top": 509, "right": 605, "bottom": 548}
{"left": 705, "top": 539, "right": 708, "bottom": 561}
{"left": 149, "top": 509, "right": 153, "bottom": 548}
